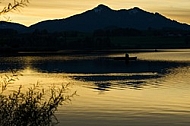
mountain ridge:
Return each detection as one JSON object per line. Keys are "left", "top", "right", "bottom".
{"left": 1, "top": 4, "right": 190, "bottom": 32}
{"left": 29, "top": 4, "right": 190, "bottom": 32}
{"left": 0, "top": 21, "right": 28, "bottom": 32}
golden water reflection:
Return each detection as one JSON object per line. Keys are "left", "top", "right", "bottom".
{"left": 1, "top": 50, "right": 190, "bottom": 125}
{"left": 55, "top": 65, "right": 190, "bottom": 126}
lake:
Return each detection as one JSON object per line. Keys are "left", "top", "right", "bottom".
{"left": 1, "top": 49, "right": 190, "bottom": 126}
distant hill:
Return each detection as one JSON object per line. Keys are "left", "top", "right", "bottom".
{"left": 1, "top": 4, "right": 190, "bottom": 33}
{"left": 0, "top": 21, "right": 27, "bottom": 32}
{"left": 1, "top": 4, "right": 190, "bottom": 51}
{"left": 29, "top": 4, "right": 190, "bottom": 32}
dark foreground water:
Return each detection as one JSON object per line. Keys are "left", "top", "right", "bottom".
{"left": 1, "top": 49, "right": 190, "bottom": 126}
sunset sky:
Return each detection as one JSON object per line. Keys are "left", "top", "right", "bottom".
{"left": 1, "top": 0, "right": 190, "bottom": 26}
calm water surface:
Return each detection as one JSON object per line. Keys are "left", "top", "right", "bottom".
{"left": 1, "top": 49, "right": 190, "bottom": 126}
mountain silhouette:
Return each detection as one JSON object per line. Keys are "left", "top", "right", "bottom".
{"left": 29, "top": 4, "right": 190, "bottom": 32}
{"left": 1, "top": 4, "right": 190, "bottom": 32}
{"left": 0, "top": 21, "right": 27, "bottom": 32}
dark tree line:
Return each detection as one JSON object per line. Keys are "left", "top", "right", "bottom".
{"left": 93, "top": 27, "right": 190, "bottom": 37}
{"left": 0, "top": 29, "right": 113, "bottom": 51}
{"left": 0, "top": 28, "right": 190, "bottom": 51}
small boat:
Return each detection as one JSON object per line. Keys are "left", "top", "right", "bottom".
{"left": 113, "top": 53, "right": 137, "bottom": 61}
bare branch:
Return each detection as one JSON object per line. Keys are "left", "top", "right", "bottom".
{"left": 0, "top": 0, "right": 29, "bottom": 15}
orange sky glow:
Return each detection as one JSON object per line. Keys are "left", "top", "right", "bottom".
{"left": 0, "top": 0, "right": 190, "bottom": 26}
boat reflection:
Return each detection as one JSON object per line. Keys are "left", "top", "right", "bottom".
{"left": 0, "top": 55, "right": 189, "bottom": 91}
{"left": 94, "top": 82, "right": 111, "bottom": 91}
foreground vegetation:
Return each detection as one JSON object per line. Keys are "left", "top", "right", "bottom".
{"left": 0, "top": 72, "right": 75, "bottom": 126}
{"left": 0, "top": 0, "right": 29, "bottom": 15}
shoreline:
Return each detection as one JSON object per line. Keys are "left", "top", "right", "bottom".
{"left": 0, "top": 48, "right": 190, "bottom": 57}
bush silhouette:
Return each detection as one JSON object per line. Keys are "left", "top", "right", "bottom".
{"left": 0, "top": 72, "right": 75, "bottom": 126}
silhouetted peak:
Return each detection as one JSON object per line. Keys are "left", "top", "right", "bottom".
{"left": 132, "top": 7, "right": 141, "bottom": 10}
{"left": 29, "top": 4, "right": 190, "bottom": 32}
{"left": 128, "top": 7, "right": 144, "bottom": 14}
{"left": 154, "top": 12, "right": 163, "bottom": 17}
{"left": 93, "top": 4, "right": 112, "bottom": 13}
